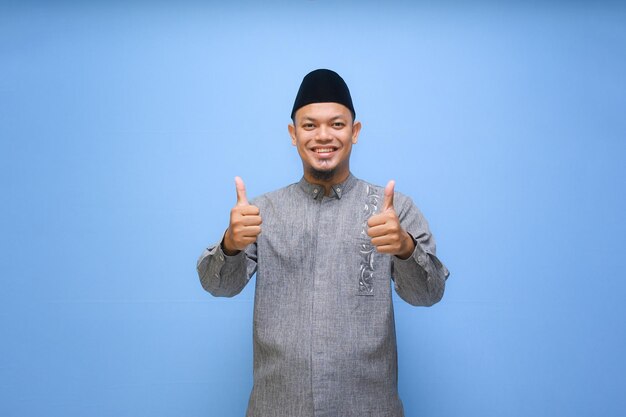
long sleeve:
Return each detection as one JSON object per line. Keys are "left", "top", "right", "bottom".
{"left": 196, "top": 237, "right": 258, "bottom": 297}
{"left": 391, "top": 196, "right": 450, "bottom": 306}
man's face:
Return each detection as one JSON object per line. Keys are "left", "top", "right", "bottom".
{"left": 288, "top": 102, "right": 361, "bottom": 184}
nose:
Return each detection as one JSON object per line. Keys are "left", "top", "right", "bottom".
{"left": 315, "top": 125, "right": 333, "bottom": 141}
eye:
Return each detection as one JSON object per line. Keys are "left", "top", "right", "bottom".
{"left": 332, "top": 122, "right": 345, "bottom": 128}
{"left": 302, "top": 123, "right": 315, "bottom": 130}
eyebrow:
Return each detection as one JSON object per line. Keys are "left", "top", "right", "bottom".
{"left": 301, "top": 115, "right": 346, "bottom": 123}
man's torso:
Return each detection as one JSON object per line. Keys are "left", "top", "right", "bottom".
{"left": 247, "top": 175, "right": 404, "bottom": 417}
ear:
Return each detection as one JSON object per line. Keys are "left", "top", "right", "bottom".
{"left": 351, "top": 121, "right": 362, "bottom": 144}
{"left": 288, "top": 123, "right": 297, "bottom": 146}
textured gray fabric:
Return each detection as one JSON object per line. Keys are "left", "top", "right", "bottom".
{"left": 197, "top": 174, "right": 449, "bottom": 417}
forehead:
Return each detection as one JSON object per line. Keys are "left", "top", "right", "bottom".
{"left": 294, "top": 102, "right": 352, "bottom": 121}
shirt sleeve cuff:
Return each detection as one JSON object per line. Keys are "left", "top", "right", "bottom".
{"left": 393, "top": 233, "right": 431, "bottom": 270}
{"left": 209, "top": 239, "right": 246, "bottom": 264}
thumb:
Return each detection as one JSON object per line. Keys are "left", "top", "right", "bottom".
{"left": 235, "top": 176, "right": 249, "bottom": 206}
{"left": 383, "top": 180, "right": 395, "bottom": 211}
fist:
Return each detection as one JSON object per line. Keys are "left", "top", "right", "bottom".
{"left": 366, "top": 180, "right": 415, "bottom": 259}
{"left": 223, "top": 176, "right": 262, "bottom": 255}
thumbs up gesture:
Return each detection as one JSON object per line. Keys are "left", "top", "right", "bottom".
{"left": 222, "top": 177, "right": 263, "bottom": 255}
{"left": 366, "top": 180, "right": 415, "bottom": 260}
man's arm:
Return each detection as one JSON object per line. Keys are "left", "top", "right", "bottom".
{"left": 196, "top": 237, "right": 257, "bottom": 297}
{"left": 367, "top": 181, "right": 449, "bottom": 306}
{"left": 197, "top": 176, "right": 262, "bottom": 297}
{"left": 391, "top": 196, "right": 449, "bottom": 306}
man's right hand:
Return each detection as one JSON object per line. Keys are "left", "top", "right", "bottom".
{"left": 222, "top": 176, "right": 262, "bottom": 255}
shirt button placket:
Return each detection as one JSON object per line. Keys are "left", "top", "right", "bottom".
{"left": 311, "top": 196, "right": 333, "bottom": 416}
{"left": 311, "top": 193, "right": 323, "bottom": 416}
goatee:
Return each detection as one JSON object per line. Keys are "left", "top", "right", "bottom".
{"left": 309, "top": 167, "right": 336, "bottom": 182}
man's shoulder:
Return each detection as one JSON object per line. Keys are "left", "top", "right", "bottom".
{"left": 249, "top": 181, "right": 300, "bottom": 208}
{"left": 352, "top": 177, "right": 413, "bottom": 207}
{"left": 354, "top": 177, "right": 383, "bottom": 192}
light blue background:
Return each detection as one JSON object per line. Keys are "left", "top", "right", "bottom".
{"left": 1, "top": 1, "right": 625, "bottom": 416}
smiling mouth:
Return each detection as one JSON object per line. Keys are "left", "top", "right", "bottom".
{"left": 312, "top": 147, "right": 338, "bottom": 154}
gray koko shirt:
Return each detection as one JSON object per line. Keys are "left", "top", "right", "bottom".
{"left": 197, "top": 174, "right": 449, "bottom": 417}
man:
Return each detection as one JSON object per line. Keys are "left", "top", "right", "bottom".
{"left": 197, "top": 69, "right": 449, "bottom": 417}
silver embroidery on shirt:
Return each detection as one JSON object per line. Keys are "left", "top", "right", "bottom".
{"left": 358, "top": 185, "right": 380, "bottom": 295}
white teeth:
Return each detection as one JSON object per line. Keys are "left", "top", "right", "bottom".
{"left": 315, "top": 148, "right": 335, "bottom": 153}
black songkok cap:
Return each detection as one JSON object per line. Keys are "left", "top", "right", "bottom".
{"left": 291, "top": 69, "right": 355, "bottom": 120}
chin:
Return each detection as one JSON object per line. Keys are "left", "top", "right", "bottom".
{"left": 312, "top": 159, "right": 338, "bottom": 172}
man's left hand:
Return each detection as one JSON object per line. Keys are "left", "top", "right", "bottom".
{"left": 367, "top": 180, "right": 415, "bottom": 260}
